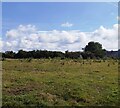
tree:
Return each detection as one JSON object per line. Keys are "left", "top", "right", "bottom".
{"left": 84, "top": 41, "right": 105, "bottom": 58}
{"left": 4, "top": 51, "right": 15, "bottom": 58}
{"left": 15, "top": 50, "right": 28, "bottom": 58}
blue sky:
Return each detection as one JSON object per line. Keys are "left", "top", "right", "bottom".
{"left": 2, "top": 0, "right": 119, "bottom": 2}
{"left": 1, "top": 2, "right": 118, "bottom": 51}
{"left": 2, "top": 2, "right": 117, "bottom": 32}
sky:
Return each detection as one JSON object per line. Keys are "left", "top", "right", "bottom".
{"left": 2, "top": 0, "right": 119, "bottom": 2}
{"left": 1, "top": 2, "right": 118, "bottom": 52}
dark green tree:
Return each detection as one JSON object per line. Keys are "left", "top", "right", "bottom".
{"left": 15, "top": 50, "right": 28, "bottom": 58}
{"left": 84, "top": 41, "right": 105, "bottom": 58}
{"left": 4, "top": 51, "right": 15, "bottom": 58}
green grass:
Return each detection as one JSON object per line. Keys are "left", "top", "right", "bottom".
{"left": 2, "top": 59, "right": 119, "bottom": 107}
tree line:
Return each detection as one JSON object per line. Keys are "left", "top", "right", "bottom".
{"left": 0, "top": 41, "right": 110, "bottom": 59}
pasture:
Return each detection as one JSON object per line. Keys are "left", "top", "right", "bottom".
{"left": 2, "top": 59, "right": 119, "bottom": 107}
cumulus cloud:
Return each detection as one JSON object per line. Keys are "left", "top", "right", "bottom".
{"left": 61, "top": 22, "right": 73, "bottom": 27}
{"left": 1, "top": 24, "right": 118, "bottom": 52}
{"left": 117, "top": 16, "right": 120, "bottom": 21}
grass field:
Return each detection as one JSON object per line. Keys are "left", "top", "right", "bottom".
{"left": 2, "top": 58, "right": 119, "bottom": 107}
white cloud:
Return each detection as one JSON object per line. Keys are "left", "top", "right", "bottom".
{"left": 61, "top": 22, "right": 73, "bottom": 27}
{"left": 1, "top": 24, "right": 118, "bottom": 52}
{"left": 117, "top": 16, "right": 120, "bottom": 21}
{"left": 0, "top": 38, "right": 2, "bottom": 51}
